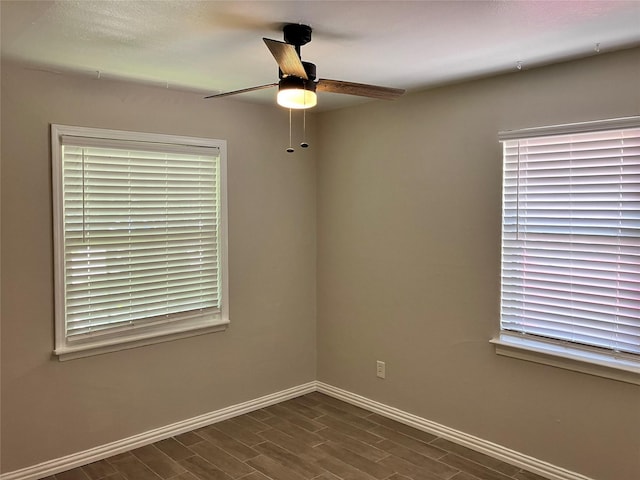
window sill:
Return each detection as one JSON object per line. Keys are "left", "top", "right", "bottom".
{"left": 490, "top": 333, "right": 640, "bottom": 386}
{"left": 54, "top": 320, "right": 229, "bottom": 361}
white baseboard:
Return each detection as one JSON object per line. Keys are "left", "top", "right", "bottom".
{"left": 316, "top": 382, "right": 593, "bottom": 480}
{"left": 0, "top": 382, "right": 316, "bottom": 480}
{"left": 2, "top": 381, "right": 591, "bottom": 480}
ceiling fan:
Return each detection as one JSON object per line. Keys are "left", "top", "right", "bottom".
{"left": 205, "top": 23, "right": 406, "bottom": 110}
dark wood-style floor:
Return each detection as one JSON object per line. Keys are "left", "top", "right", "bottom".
{"left": 44, "top": 392, "right": 546, "bottom": 480}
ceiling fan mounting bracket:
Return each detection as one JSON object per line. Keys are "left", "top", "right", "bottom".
{"left": 283, "top": 24, "right": 312, "bottom": 47}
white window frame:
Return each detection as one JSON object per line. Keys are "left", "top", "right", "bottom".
{"left": 493, "top": 117, "right": 640, "bottom": 385}
{"left": 52, "top": 125, "right": 229, "bottom": 360}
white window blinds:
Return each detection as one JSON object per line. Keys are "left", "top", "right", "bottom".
{"left": 499, "top": 119, "right": 640, "bottom": 357}
{"left": 52, "top": 126, "right": 228, "bottom": 357}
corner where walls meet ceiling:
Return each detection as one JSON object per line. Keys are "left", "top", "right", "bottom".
{"left": 1, "top": 0, "right": 639, "bottom": 111}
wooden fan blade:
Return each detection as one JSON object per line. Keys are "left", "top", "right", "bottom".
{"left": 204, "top": 83, "right": 277, "bottom": 99}
{"left": 263, "top": 38, "right": 308, "bottom": 79}
{"left": 316, "top": 79, "right": 405, "bottom": 100}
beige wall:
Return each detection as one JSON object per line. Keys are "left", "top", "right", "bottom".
{"left": 316, "top": 48, "right": 640, "bottom": 480}
{"left": 0, "top": 61, "right": 317, "bottom": 472}
{"left": 2, "top": 48, "right": 640, "bottom": 480}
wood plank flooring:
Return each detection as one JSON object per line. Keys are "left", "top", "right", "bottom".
{"left": 42, "top": 393, "right": 547, "bottom": 480}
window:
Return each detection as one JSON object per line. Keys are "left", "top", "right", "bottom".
{"left": 494, "top": 117, "right": 640, "bottom": 383}
{"left": 52, "top": 125, "right": 228, "bottom": 360}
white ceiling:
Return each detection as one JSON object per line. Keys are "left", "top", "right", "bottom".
{"left": 2, "top": 0, "right": 639, "bottom": 110}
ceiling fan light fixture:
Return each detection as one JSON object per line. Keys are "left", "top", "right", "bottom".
{"left": 277, "top": 76, "right": 317, "bottom": 109}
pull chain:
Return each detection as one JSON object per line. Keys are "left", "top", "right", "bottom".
{"left": 300, "top": 109, "right": 309, "bottom": 148}
{"left": 286, "top": 109, "right": 294, "bottom": 153}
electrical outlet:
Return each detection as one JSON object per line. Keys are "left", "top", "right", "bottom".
{"left": 376, "top": 360, "right": 386, "bottom": 379}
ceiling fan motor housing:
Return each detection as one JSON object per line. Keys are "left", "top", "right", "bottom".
{"left": 278, "top": 61, "right": 316, "bottom": 81}
{"left": 303, "top": 62, "right": 316, "bottom": 81}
